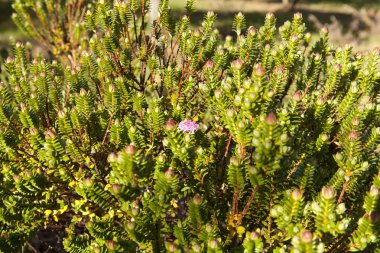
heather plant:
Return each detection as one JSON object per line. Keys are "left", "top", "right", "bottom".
{"left": 0, "top": 0, "right": 379, "bottom": 252}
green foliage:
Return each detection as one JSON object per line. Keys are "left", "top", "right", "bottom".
{"left": 0, "top": 0, "right": 379, "bottom": 252}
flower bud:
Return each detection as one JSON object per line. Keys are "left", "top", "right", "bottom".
{"left": 290, "top": 34, "right": 298, "bottom": 43}
{"left": 266, "top": 12, "right": 275, "bottom": 21}
{"left": 194, "top": 28, "right": 202, "bottom": 37}
{"left": 321, "top": 186, "right": 335, "bottom": 200}
{"left": 108, "top": 152, "right": 118, "bottom": 163}
{"left": 165, "top": 118, "right": 176, "bottom": 131}
{"left": 248, "top": 26, "right": 257, "bottom": 36}
{"left": 125, "top": 144, "right": 137, "bottom": 155}
{"left": 106, "top": 240, "right": 117, "bottom": 250}
{"left": 165, "top": 168, "right": 174, "bottom": 179}
{"left": 192, "top": 244, "right": 201, "bottom": 252}
{"left": 209, "top": 239, "right": 218, "bottom": 249}
{"left": 45, "top": 129, "right": 56, "bottom": 139}
{"left": 205, "top": 60, "right": 214, "bottom": 70}
{"left": 167, "top": 243, "right": 177, "bottom": 252}
{"left": 127, "top": 221, "right": 135, "bottom": 230}
{"left": 293, "top": 91, "right": 302, "bottom": 101}
{"left": 249, "top": 231, "right": 259, "bottom": 240}
{"left": 321, "top": 133, "right": 329, "bottom": 142}
{"left": 193, "top": 194, "right": 202, "bottom": 205}
{"left": 13, "top": 175, "right": 21, "bottom": 183}
{"left": 230, "top": 157, "right": 239, "bottom": 166}
{"left": 267, "top": 113, "right": 277, "bottom": 125}
{"left": 79, "top": 88, "right": 87, "bottom": 96}
{"left": 29, "top": 128, "right": 38, "bottom": 135}
{"left": 232, "top": 59, "right": 243, "bottom": 70}
{"left": 6, "top": 56, "right": 13, "bottom": 64}
{"left": 131, "top": 206, "right": 139, "bottom": 216}
{"left": 370, "top": 186, "right": 379, "bottom": 197}
{"left": 108, "top": 84, "right": 116, "bottom": 92}
{"left": 321, "top": 26, "right": 328, "bottom": 34}
{"left": 349, "top": 131, "right": 358, "bottom": 140}
{"left": 301, "top": 231, "right": 313, "bottom": 243}
{"left": 334, "top": 63, "right": 342, "bottom": 72}
{"left": 291, "top": 189, "right": 302, "bottom": 201}
{"left": 253, "top": 64, "right": 266, "bottom": 77}
{"left": 111, "top": 184, "right": 121, "bottom": 194}
{"left": 214, "top": 89, "right": 222, "bottom": 99}
{"left": 85, "top": 177, "right": 93, "bottom": 187}
{"left": 294, "top": 12, "right": 302, "bottom": 20}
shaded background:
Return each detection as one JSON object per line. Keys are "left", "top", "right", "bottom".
{"left": 0, "top": 0, "right": 379, "bottom": 52}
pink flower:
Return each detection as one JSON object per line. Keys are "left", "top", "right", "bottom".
{"left": 178, "top": 120, "right": 199, "bottom": 134}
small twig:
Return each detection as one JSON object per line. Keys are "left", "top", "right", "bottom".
{"left": 329, "top": 133, "right": 343, "bottom": 145}
{"left": 236, "top": 186, "right": 259, "bottom": 226}
{"left": 338, "top": 180, "right": 348, "bottom": 203}
{"left": 287, "top": 153, "right": 306, "bottom": 179}
{"left": 25, "top": 242, "right": 39, "bottom": 253}
{"left": 102, "top": 116, "right": 113, "bottom": 145}
{"left": 224, "top": 134, "right": 232, "bottom": 158}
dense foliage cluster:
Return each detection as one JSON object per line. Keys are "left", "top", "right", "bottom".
{"left": 0, "top": 0, "right": 379, "bottom": 252}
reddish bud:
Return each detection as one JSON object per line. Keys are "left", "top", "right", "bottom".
{"left": 165, "top": 168, "right": 174, "bottom": 179}
{"left": 253, "top": 64, "right": 266, "bottom": 77}
{"left": 6, "top": 56, "right": 13, "bottom": 64}
{"left": 321, "top": 186, "right": 335, "bottom": 200}
{"left": 13, "top": 175, "right": 21, "bottom": 183}
{"left": 230, "top": 157, "right": 239, "bottom": 166}
{"left": 106, "top": 240, "right": 117, "bottom": 250}
{"left": 193, "top": 194, "right": 202, "bottom": 205}
{"left": 232, "top": 59, "right": 243, "bottom": 70}
{"left": 45, "top": 129, "right": 56, "bottom": 139}
{"left": 168, "top": 243, "right": 177, "bottom": 252}
{"left": 205, "top": 60, "right": 214, "bottom": 70}
{"left": 125, "top": 144, "right": 137, "bottom": 155}
{"left": 108, "top": 152, "right": 118, "bottom": 163}
{"left": 293, "top": 91, "right": 302, "bottom": 101}
{"left": 294, "top": 12, "right": 302, "bottom": 20}
{"left": 30, "top": 128, "right": 38, "bottom": 135}
{"left": 370, "top": 186, "right": 379, "bottom": 197}
{"left": 334, "top": 63, "right": 342, "bottom": 72}
{"left": 249, "top": 231, "right": 259, "bottom": 240}
{"left": 165, "top": 118, "right": 176, "bottom": 131}
{"left": 111, "top": 184, "right": 121, "bottom": 193}
{"left": 349, "top": 131, "right": 358, "bottom": 140}
{"left": 291, "top": 189, "right": 302, "bottom": 201}
{"left": 301, "top": 231, "right": 313, "bottom": 243}
{"left": 84, "top": 177, "right": 93, "bottom": 187}
{"left": 267, "top": 113, "right": 277, "bottom": 125}
{"left": 248, "top": 26, "right": 257, "bottom": 36}
{"left": 127, "top": 221, "right": 135, "bottom": 230}
{"left": 266, "top": 13, "right": 275, "bottom": 20}
{"left": 209, "top": 240, "right": 219, "bottom": 249}
{"left": 194, "top": 28, "right": 202, "bottom": 37}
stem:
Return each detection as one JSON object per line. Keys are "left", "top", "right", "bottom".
{"left": 338, "top": 180, "right": 348, "bottom": 203}
{"left": 236, "top": 186, "right": 259, "bottom": 226}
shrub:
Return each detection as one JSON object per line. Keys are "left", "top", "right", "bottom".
{"left": 1, "top": 0, "right": 379, "bottom": 252}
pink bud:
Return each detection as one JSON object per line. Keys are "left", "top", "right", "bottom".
{"left": 165, "top": 118, "right": 176, "bottom": 131}
{"left": 293, "top": 91, "right": 302, "bottom": 101}
{"left": 291, "top": 189, "right": 302, "bottom": 201}
{"left": 125, "top": 144, "right": 137, "bottom": 155}
{"left": 267, "top": 113, "right": 277, "bottom": 125}
{"left": 301, "top": 231, "right": 313, "bottom": 243}
{"left": 232, "top": 59, "right": 244, "bottom": 70}
{"left": 193, "top": 194, "right": 202, "bottom": 205}
{"left": 253, "top": 64, "right": 266, "bottom": 77}
{"left": 321, "top": 186, "right": 335, "bottom": 200}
